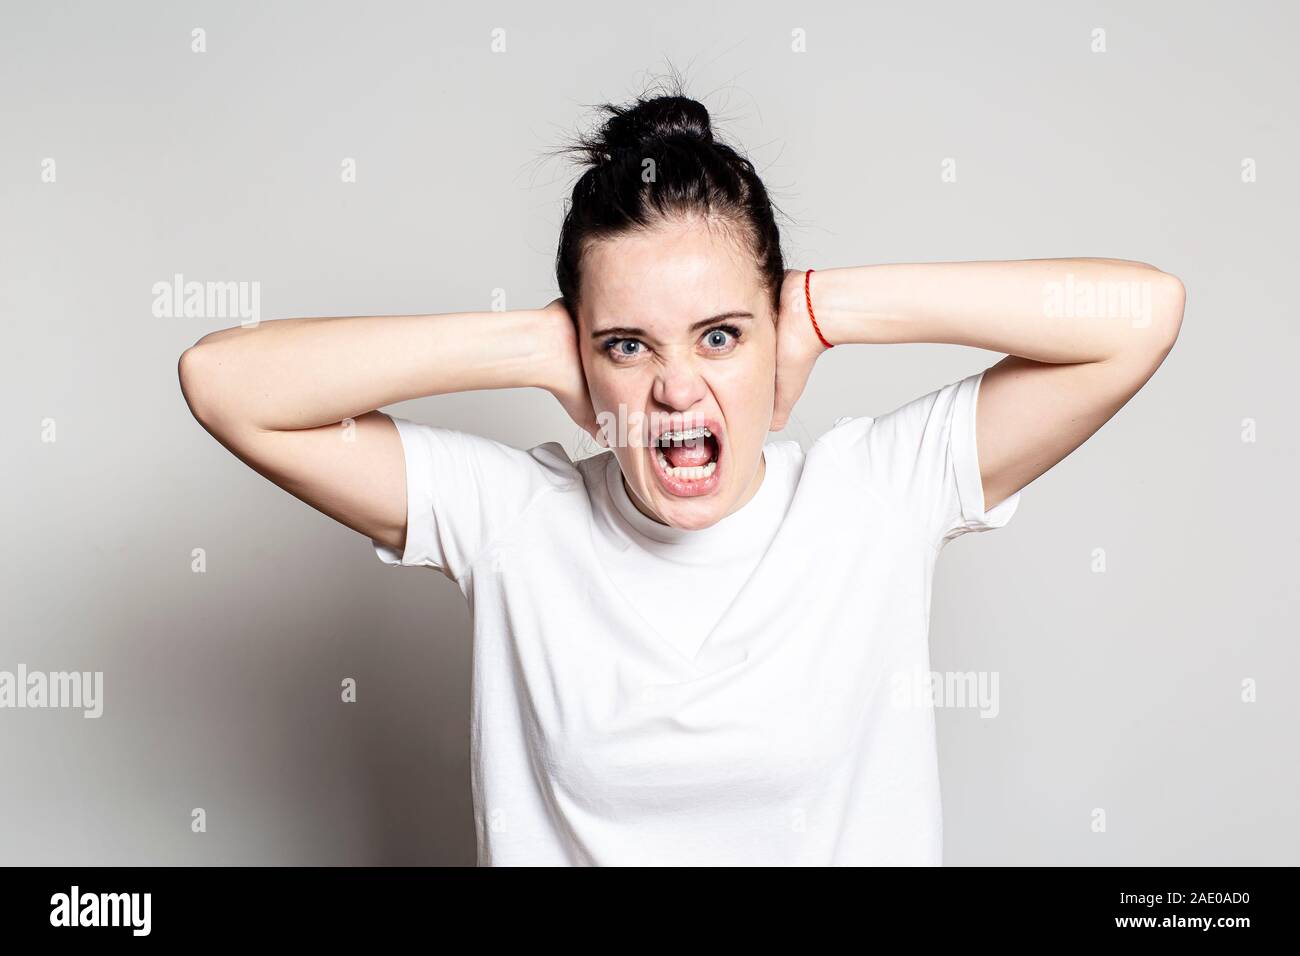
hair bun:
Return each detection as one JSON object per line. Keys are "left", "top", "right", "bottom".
{"left": 599, "top": 95, "right": 714, "bottom": 153}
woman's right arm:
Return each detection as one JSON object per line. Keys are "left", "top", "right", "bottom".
{"left": 176, "top": 300, "right": 596, "bottom": 555}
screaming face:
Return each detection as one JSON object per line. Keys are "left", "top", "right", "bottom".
{"left": 577, "top": 215, "right": 776, "bottom": 530}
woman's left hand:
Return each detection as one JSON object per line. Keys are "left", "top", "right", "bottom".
{"left": 771, "top": 269, "right": 831, "bottom": 432}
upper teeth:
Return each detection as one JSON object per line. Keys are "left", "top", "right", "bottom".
{"left": 657, "top": 426, "right": 712, "bottom": 444}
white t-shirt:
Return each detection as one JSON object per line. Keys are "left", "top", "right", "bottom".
{"left": 373, "top": 369, "right": 1021, "bottom": 865}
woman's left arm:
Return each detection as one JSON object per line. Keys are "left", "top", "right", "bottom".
{"left": 772, "top": 258, "right": 1186, "bottom": 509}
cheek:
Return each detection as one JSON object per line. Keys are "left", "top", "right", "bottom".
{"left": 580, "top": 360, "right": 617, "bottom": 404}
{"left": 737, "top": 334, "right": 776, "bottom": 382}
{"left": 589, "top": 369, "right": 642, "bottom": 414}
{"left": 716, "top": 353, "right": 776, "bottom": 415}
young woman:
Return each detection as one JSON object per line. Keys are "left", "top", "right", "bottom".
{"left": 178, "top": 89, "right": 1185, "bottom": 866}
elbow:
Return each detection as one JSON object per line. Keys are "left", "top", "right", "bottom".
{"left": 1155, "top": 270, "right": 1186, "bottom": 347}
{"left": 178, "top": 343, "right": 226, "bottom": 429}
{"left": 1131, "top": 270, "right": 1185, "bottom": 367}
{"left": 177, "top": 345, "right": 207, "bottom": 422}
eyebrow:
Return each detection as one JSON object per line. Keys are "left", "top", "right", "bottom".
{"left": 589, "top": 311, "right": 755, "bottom": 340}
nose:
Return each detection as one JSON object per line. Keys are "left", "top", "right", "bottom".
{"left": 652, "top": 357, "right": 708, "bottom": 411}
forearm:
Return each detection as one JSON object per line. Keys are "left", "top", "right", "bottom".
{"left": 810, "top": 258, "right": 1185, "bottom": 363}
{"left": 179, "top": 308, "right": 559, "bottom": 431}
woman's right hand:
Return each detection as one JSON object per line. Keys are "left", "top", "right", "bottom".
{"left": 536, "top": 298, "right": 602, "bottom": 444}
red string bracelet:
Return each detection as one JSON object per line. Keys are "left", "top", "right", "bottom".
{"left": 805, "top": 268, "right": 833, "bottom": 349}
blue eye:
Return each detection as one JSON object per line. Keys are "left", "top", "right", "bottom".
{"left": 704, "top": 324, "right": 742, "bottom": 350}
{"left": 603, "top": 338, "right": 644, "bottom": 359}
{"left": 602, "top": 324, "right": 743, "bottom": 362}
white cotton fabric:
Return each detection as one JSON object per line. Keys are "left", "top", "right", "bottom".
{"left": 373, "top": 369, "right": 1021, "bottom": 865}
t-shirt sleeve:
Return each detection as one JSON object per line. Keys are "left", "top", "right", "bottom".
{"left": 821, "top": 368, "right": 1021, "bottom": 551}
{"left": 371, "top": 413, "right": 578, "bottom": 583}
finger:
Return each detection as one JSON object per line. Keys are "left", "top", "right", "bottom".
{"left": 771, "top": 378, "right": 799, "bottom": 433}
{"left": 777, "top": 360, "right": 816, "bottom": 432}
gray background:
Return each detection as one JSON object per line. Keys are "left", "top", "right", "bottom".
{"left": 2, "top": 0, "right": 1295, "bottom": 865}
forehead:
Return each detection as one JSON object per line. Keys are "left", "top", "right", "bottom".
{"left": 580, "top": 218, "right": 761, "bottom": 328}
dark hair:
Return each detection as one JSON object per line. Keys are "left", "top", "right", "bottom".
{"left": 554, "top": 77, "right": 787, "bottom": 320}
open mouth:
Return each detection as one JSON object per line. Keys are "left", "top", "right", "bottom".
{"left": 648, "top": 425, "right": 723, "bottom": 497}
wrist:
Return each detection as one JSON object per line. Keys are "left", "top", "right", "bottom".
{"left": 804, "top": 267, "right": 853, "bottom": 347}
{"left": 527, "top": 301, "right": 581, "bottom": 394}
{"left": 783, "top": 269, "right": 836, "bottom": 353}
{"left": 803, "top": 269, "right": 835, "bottom": 350}
{"left": 810, "top": 265, "right": 911, "bottom": 346}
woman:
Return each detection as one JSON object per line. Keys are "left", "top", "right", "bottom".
{"left": 178, "top": 89, "right": 1185, "bottom": 866}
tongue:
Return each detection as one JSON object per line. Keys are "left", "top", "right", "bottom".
{"left": 663, "top": 438, "right": 713, "bottom": 469}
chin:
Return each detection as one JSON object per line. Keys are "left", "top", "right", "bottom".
{"left": 627, "top": 468, "right": 729, "bottom": 528}
{"left": 656, "top": 499, "right": 729, "bottom": 530}
{"left": 636, "top": 452, "right": 759, "bottom": 532}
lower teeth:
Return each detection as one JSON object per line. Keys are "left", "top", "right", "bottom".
{"left": 656, "top": 448, "right": 716, "bottom": 480}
